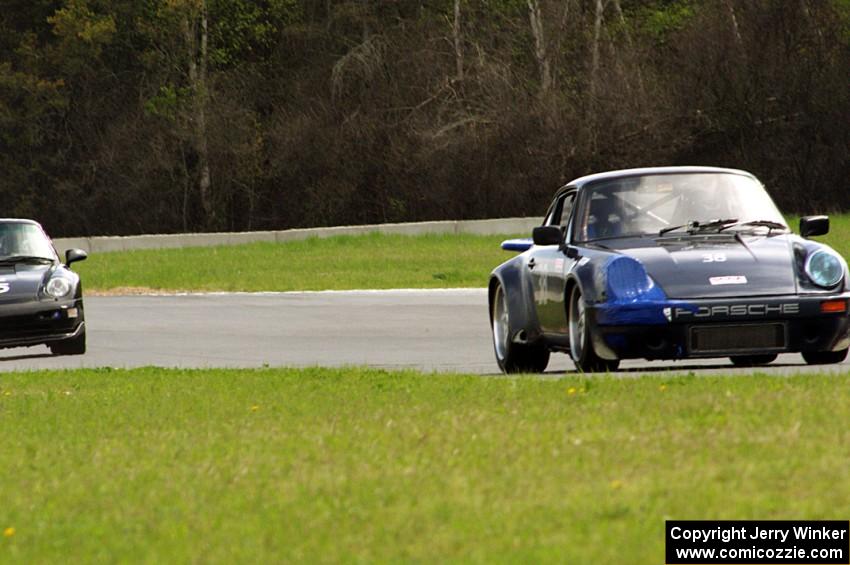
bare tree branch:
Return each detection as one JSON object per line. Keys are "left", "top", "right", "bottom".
{"left": 527, "top": 0, "right": 552, "bottom": 96}
{"left": 590, "top": 0, "right": 605, "bottom": 101}
{"left": 724, "top": 0, "right": 743, "bottom": 46}
{"left": 453, "top": 0, "right": 463, "bottom": 81}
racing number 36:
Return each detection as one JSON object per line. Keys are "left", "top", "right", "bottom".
{"left": 702, "top": 253, "right": 727, "bottom": 263}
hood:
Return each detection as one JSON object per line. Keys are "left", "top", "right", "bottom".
{"left": 618, "top": 235, "right": 797, "bottom": 299}
{"left": 0, "top": 264, "right": 52, "bottom": 303}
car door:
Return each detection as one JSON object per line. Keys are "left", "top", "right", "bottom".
{"left": 531, "top": 189, "right": 577, "bottom": 335}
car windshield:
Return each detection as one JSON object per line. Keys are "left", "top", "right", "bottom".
{"left": 0, "top": 222, "right": 57, "bottom": 261}
{"left": 575, "top": 173, "right": 787, "bottom": 241}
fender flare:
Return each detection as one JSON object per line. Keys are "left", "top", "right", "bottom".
{"left": 488, "top": 258, "right": 542, "bottom": 344}
{"left": 563, "top": 261, "right": 619, "bottom": 361}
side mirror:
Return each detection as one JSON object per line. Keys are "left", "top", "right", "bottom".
{"left": 65, "top": 248, "right": 88, "bottom": 266}
{"left": 501, "top": 238, "right": 533, "bottom": 253}
{"left": 532, "top": 226, "right": 564, "bottom": 247}
{"left": 800, "top": 215, "right": 829, "bottom": 238}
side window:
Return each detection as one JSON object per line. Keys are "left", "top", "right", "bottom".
{"left": 542, "top": 201, "right": 559, "bottom": 227}
{"left": 559, "top": 193, "right": 575, "bottom": 230}
{"left": 544, "top": 192, "right": 576, "bottom": 231}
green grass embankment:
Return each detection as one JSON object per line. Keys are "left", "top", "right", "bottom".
{"left": 75, "top": 232, "right": 517, "bottom": 293}
{"left": 1, "top": 367, "right": 849, "bottom": 562}
{"left": 73, "top": 215, "right": 850, "bottom": 293}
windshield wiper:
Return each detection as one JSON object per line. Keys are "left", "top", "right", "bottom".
{"left": 718, "top": 220, "right": 787, "bottom": 233}
{"left": 659, "top": 218, "right": 739, "bottom": 236}
{"left": 0, "top": 255, "right": 54, "bottom": 264}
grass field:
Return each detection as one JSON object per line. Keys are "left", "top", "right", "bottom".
{"left": 73, "top": 215, "right": 850, "bottom": 293}
{"left": 1, "top": 367, "right": 849, "bottom": 562}
{"left": 74, "top": 232, "right": 516, "bottom": 293}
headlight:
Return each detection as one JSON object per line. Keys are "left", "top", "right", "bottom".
{"left": 45, "top": 277, "right": 72, "bottom": 298}
{"left": 805, "top": 250, "right": 843, "bottom": 288}
{"left": 604, "top": 256, "right": 666, "bottom": 302}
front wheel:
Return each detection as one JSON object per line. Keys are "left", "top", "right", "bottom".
{"left": 568, "top": 285, "right": 619, "bottom": 373}
{"left": 50, "top": 326, "right": 86, "bottom": 356}
{"left": 491, "top": 283, "right": 549, "bottom": 373}
{"left": 802, "top": 348, "right": 848, "bottom": 365}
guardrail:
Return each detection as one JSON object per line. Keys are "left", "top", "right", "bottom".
{"left": 52, "top": 217, "right": 539, "bottom": 255}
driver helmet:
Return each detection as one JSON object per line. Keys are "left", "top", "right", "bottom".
{"left": 586, "top": 194, "right": 624, "bottom": 238}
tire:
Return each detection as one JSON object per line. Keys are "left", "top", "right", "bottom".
{"left": 50, "top": 326, "right": 86, "bottom": 356}
{"left": 802, "top": 348, "right": 848, "bottom": 365}
{"left": 568, "top": 285, "right": 619, "bottom": 373}
{"left": 491, "top": 283, "right": 549, "bottom": 373}
{"left": 729, "top": 354, "right": 778, "bottom": 367}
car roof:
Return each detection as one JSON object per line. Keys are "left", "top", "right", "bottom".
{"left": 0, "top": 219, "right": 41, "bottom": 225}
{"left": 564, "top": 166, "right": 756, "bottom": 190}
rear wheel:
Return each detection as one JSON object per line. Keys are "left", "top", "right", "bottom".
{"left": 50, "top": 326, "right": 86, "bottom": 356}
{"left": 729, "top": 354, "right": 778, "bottom": 367}
{"left": 568, "top": 285, "right": 619, "bottom": 373}
{"left": 802, "top": 348, "right": 848, "bottom": 365}
{"left": 491, "top": 283, "right": 549, "bottom": 373}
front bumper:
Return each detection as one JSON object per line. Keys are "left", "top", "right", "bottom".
{"left": 0, "top": 299, "right": 84, "bottom": 350}
{"left": 588, "top": 294, "right": 850, "bottom": 360}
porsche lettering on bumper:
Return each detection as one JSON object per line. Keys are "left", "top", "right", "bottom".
{"left": 666, "top": 303, "right": 800, "bottom": 321}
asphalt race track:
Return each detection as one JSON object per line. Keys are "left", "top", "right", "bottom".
{"left": 0, "top": 289, "right": 846, "bottom": 375}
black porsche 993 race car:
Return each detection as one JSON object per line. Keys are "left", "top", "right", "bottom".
{"left": 0, "top": 220, "right": 88, "bottom": 355}
{"left": 489, "top": 167, "right": 850, "bottom": 373}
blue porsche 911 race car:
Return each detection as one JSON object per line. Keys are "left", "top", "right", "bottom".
{"left": 489, "top": 166, "right": 850, "bottom": 373}
{"left": 0, "top": 220, "right": 88, "bottom": 355}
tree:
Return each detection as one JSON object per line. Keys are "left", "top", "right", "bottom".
{"left": 527, "top": 0, "right": 552, "bottom": 96}
{"left": 140, "top": 0, "right": 299, "bottom": 230}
